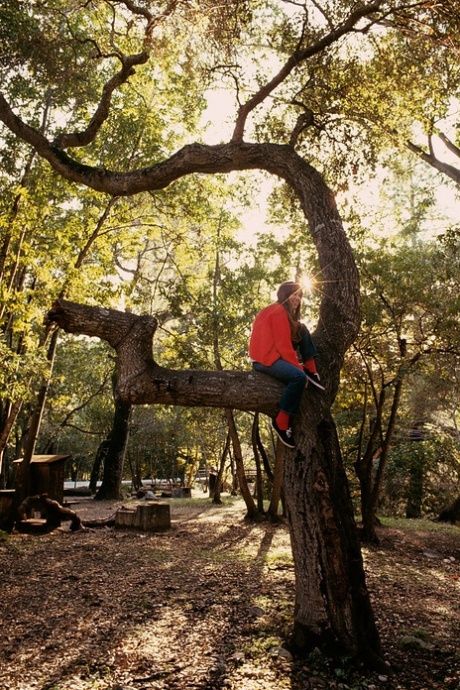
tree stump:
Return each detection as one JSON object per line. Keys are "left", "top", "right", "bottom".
{"left": 115, "top": 503, "right": 170, "bottom": 532}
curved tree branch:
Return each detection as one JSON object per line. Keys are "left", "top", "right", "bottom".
{"left": 1, "top": 94, "right": 360, "bottom": 376}
{"left": 53, "top": 51, "right": 150, "bottom": 149}
{"left": 231, "top": 0, "right": 385, "bottom": 141}
{"left": 406, "top": 137, "right": 460, "bottom": 186}
{"left": 51, "top": 0, "right": 180, "bottom": 149}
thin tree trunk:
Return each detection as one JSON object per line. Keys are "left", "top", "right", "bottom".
{"left": 355, "top": 378, "right": 386, "bottom": 543}
{"left": 89, "top": 440, "right": 110, "bottom": 494}
{"left": 95, "top": 375, "right": 132, "bottom": 500}
{"left": 15, "top": 329, "right": 59, "bottom": 506}
{"left": 361, "top": 374, "right": 404, "bottom": 543}
{"left": 225, "top": 409, "right": 257, "bottom": 519}
{"left": 128, "top": 452, "right": 142, "bottom": 492}
{"left": 229, "top": 446, "right": 238, "bottom": 496}
{"left": 211, "top": 234, "right": 259, "bottom": 518}
{"left": 0, "top": 400, "right": 23, "bottom": 477}
{"left": 251, "top": 413, "right": 265, "bottom": 513}
{"left": 256, "top": 419, "right": 274, "bottom": 483}
{"left": 267, "top": 440, "right": 285, "bottom": 522}
{"left": 212, "top": 432, "right": 230, "bottom": 504}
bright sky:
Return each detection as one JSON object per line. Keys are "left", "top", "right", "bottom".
{"left": 201, "top": 87, "right": 460, "bottom": 248}
{"left": 198, "top": 0, "right": 460, "bottom": 247}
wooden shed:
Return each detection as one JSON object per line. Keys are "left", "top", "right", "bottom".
{"left": 14, "top": 454, "right": 70, "bottom": 503}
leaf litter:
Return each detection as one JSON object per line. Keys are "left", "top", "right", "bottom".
{"left": 0, "top": 498, "right": 458, "bottom": 690}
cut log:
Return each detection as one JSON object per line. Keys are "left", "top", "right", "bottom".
{"left": 115, "top": 503, "right": 171, "bottom": 531}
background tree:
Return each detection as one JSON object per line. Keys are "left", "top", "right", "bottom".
{"left": 335, "top": 161, "right": 460, "bottom": 538}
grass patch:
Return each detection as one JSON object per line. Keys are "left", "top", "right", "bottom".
{"left": 264, "top": 546, "right": 293, "bottom": 568}
{"left": 380, "top": 516, "right": 460, "bottom": 534}
{"left": 189, "top": 546, "right": 253, "bottom": 563}
{"left": 166, "top": 494, "right": 240, "bottom": 508}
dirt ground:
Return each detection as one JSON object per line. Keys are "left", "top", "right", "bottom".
{"left": 0, "top": 496, "right": 459, "bottom": 690}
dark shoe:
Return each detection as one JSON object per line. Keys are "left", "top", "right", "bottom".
{"left": 305, "top": 371, "right": 325, "bottom": 390}
{"left": 272, "top": 419, "right": 296, "bottom": 448}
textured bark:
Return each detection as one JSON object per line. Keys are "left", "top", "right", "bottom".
{"left": 48, "top": 299, "right": 283, "bottom": 415}
{"left": 212, "top": 433, "right": 230, "bottom": 504}
{"left": 251, "top": 414, "right": 265, "bottom": 514}
{"left": 285, "top": 414, "right": 382, "bottom": 663}
{"left": 89, "top": 440, "right": 110, "bottom": 494}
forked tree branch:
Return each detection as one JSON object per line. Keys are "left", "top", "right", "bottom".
{"left": 231, "top": 0, "right": 385, "bottom": 141}
{"left": 406, "top": 137, "right": 460, "bottom": 185}
{"left": 53, "top": 0, "right": 180, "bottom": 149}
{"left": 53, "top": 51, "right": 150, "bottom": 149}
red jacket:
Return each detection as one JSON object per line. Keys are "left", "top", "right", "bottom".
{"left": 249, "top": 303, "right": 302, "bottom": 369}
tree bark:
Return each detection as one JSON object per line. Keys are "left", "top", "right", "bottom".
{"left": 89, "top": 439, "right": 110, "bottom": 494}
{"left": 15, "top": 329, "right": 59, "bottom": 506}
{"left": 251, "top": 413, "right": 265, "bottom": 514}
{"left": 225, "top": 410, "right": 258, "bottom": 519}
{"left": 285, "top": 414, "right": 382, "bottom": 663}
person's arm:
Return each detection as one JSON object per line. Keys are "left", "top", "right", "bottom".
{"left": 270, "top": 309, "right": 302, "bottom": 368}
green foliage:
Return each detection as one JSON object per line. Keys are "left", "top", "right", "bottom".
{"left": 335, "top": 160, "right": 460, "bottom": 514}
{"left": 126, "top": 405, "right": 229, "bottom": 483}
{"left": 383, "top": 433, "right": 460, "bottom": 517}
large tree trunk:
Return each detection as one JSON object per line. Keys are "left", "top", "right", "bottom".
{"left": 285, "top": 414, "right": 382, "bottom": 662}
{"left": 45, "top": 142, "right": 382, "bottom": 663}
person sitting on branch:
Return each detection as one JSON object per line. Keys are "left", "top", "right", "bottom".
{"left": 249, "top": 281, "right": 324, "bottom": 448}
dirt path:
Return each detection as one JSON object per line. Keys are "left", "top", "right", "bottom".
{"left": 0, "top": 498, "right": 458, "bottom": 690}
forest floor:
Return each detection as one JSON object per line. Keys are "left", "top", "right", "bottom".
{"left": 0, "top": 495, "right": 459, "bottom": 690}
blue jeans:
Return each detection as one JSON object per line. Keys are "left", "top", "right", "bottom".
{"left": 253, "top": 359, "right": 307, "bottom": 415}
{"left": 252, "top": 325, "right": 316, "bottom": 415}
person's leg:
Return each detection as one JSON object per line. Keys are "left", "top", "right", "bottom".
{"left": 254, "top": 360, "right": 306, "bottom": 448}
{"left": 296, "top": 324, "right": 324, "bottom": 390}
{"left": 253, "top": 359, "right": 306, "bottom": 416}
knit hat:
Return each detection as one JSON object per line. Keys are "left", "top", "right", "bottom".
{"left": 277, "top": 281, "right": 302, "bottom": 303}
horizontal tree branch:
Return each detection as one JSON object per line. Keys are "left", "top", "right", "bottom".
{"left": 46, "top": 299, "right": 295, "bottom": 415}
